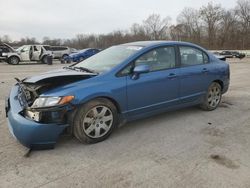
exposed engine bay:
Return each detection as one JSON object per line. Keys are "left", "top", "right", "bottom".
{"left": 15, "top": 70, "right": 96, "bottom": 123}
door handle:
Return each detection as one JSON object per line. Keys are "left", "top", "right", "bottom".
{"left": 201, "top": 68, "right": 209, "bottom": 73}
{"left": 167, "top": 73, "right": 177, "bottom": 79}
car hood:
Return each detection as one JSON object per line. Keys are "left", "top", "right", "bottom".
{"left": 23, "top": 68, "right": 97, "bottom": 84}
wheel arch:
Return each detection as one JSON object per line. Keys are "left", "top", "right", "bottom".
{"left": 79, "top": 96, "right": 122, "bottom": 114}
{"left": 7, "top": 55, "right": 21, "bottom": 64}
{"left": 8, "top": 55, "right": 20, "bottom": 61}
{"left": 212, "top": 79, "right": 224, "bottom": 90}
{"left": 62, "top": 54, "right": 69, "bottom": 58}
{"left": 40, "top": 54, "right": 48, "bottom": 60}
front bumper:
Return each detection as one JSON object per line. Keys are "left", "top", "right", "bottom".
{"left": 0, "top": 56, "right": 7, "bottom": 61}
{"left": 5, "top": 85, "right": 69, "bottom": 149}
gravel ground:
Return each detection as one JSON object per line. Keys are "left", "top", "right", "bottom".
{"left": 0, "top": 59, "right": 250, "bottom": 188}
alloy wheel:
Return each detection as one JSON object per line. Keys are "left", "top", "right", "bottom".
{"left": 207, "top": 84, "right": 221, "bottom": 108}
{"left": 82, "top": 106, "right": 113, "bottom": 138}
{"left": 10, "top": 57, "right": 18, "bottom": 64}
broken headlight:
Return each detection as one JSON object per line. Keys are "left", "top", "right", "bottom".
{"left": 25, "top": 96, "right": 74, "bottom": 123}
{"left": 31, "top": 96, "right": 74, "bottom": 108}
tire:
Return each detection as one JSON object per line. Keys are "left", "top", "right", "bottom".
{"left": 60, "top": 59, "right": 65, "bottom": 64}
{"left": 62, "top": 54, "right": 69, "bottom": 60}
{"left": 73, "top": 98, "right": 118, "bottom": 144}
{"left": 8, "top": 56, "right": 20, "bottom": 65}
{"left": 41, "top": 56, "right": 48, "bottom": 64}
{"left": 200, "top": 82, "right": 222, "bottom": 111}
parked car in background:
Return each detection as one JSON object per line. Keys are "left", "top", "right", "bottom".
{"left": 5, "top": 41, "right": 230, "bottom": 149}
{"left": 50, "top": 46, "right": 77, "bottom": 60}
{"left": 63, "top": 48, "right": 100, "bottom": 63}
{"left": 0, "top": 43, "right": 15, "bottom": 62}
{"left": 211, "top": 52, "right": 226, "bottom": 61}
{"left": 219, "top": 51, "right": 245, "bottom": 59}
{"left": 219, "top": 51, "right": 234, "bottom": 58}
{"left": 231, "top": 51, "right": 245, "bottom": 59}
{"left": 2, "top": 45, "right": 53, "bottom": 65}
{"left": 214, "top": 55, "right": 226, "bottom": 61}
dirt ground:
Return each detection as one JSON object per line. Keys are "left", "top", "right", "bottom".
{"left": 0, "top": 59, "right": 250, "bottom": 188}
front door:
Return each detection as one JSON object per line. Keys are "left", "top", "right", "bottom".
{"left": 126, "top": 46, "right": 180, "bottom": 117}
{"left": 19, "top": 46, "right": 31, "bottom": 61}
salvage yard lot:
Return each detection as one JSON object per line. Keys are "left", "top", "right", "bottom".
{"left": 0, "top": 59, "right": 250, "bottom": 188}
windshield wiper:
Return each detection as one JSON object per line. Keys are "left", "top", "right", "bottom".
{"left": 63, "top": 66, "right": 98, "bottom": 74}
{"left": 74, "top": 66, "right": 97, "bottom": 74}
{"left": 63, "top": 66, "right": 74, "bottom": 70}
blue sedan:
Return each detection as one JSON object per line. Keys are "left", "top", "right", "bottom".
{"left": 5, "top": 41, "right": 230, "bottom": 149}
{"left": 64, "top": 48, "right": 100, "bottom": 63}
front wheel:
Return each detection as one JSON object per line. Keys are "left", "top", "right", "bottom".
{"left": 8, "top": 56, "right": 20, "bottom": 65}
{"left": 73, "top": 98, "right": 118, "bottom": 144}
{"left": 200, "top": 82, "right": 222, "bottom": 111}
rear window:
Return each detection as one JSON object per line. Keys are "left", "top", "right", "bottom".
{"left": 43, "top": 46, "right": 51, "bottom": 51}
{"left": 180, "top": 46, "right": 209, "bottom": 66}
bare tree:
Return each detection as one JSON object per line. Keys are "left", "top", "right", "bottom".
{"left": 177, "top": 8, "right": 203, "bottom": 43}
{"left": 169, "top": 24, "right": 185, "bottom": 41}
{"left": 216, "top": 10, "right": 239, "bottom": 49}
{"left": 200, "top": 2, "right": 224, "bottom": 49}
{"left": 235, "top": 0, "right": 250, "bottom": 49}
{"left": 142, "top": 14, "right": 171, "bottom": 40}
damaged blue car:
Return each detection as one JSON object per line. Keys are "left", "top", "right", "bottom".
{"left": 5, "top": 41, "right": 230, "bottom": 149}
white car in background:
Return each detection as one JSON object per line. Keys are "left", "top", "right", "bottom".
{"left": 2, "top": 45, "right": 53, "bottom": 65}
{"left": 50, "top": 46, "right": 77, "bottom": 60}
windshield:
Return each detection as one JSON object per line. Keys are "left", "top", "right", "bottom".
{"left": 75, "top": 45, "right": 143, "bottom": 73}
{"left": 79, "top": 49, "right": 88, "bottom": 53}
{"left": 16, "top": 45, "right": 30, "bottom": 52}
{"left": 16, "top": 46, "right": 25, "bottom": 52}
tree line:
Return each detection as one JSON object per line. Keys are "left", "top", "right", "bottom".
{"left": 1, "top": 0, "right": 249, "bottom": 50}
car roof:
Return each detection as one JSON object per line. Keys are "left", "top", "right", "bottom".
{"left": 121, "top": 41, "right": 200, "bottom": 48}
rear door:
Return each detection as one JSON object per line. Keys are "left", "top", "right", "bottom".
{"left": 31, "top": 45, "right": 41, "bottom": 61}
{"left": 125, "top": 46, "right": 180, "bottom": 116}
{"left": 178, "top": 45, "right": 211, "bottom": 103}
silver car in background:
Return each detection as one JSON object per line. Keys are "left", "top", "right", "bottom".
{"left": 50, "top": 46, "right": 77, "bottom": 60}
{"left": 2, "top": 45, "right": 53, "bottom": 65}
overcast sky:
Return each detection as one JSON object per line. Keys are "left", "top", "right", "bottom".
{"left": 0, "top": 0, "right": 237, "bottom": 41}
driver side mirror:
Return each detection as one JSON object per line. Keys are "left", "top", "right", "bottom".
{"left": 131, "top": 64, "right": 150, "bottom": 80}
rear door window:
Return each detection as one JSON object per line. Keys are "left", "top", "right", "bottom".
{"left": 179, "top": 46, "right": 209, "bottom": 66}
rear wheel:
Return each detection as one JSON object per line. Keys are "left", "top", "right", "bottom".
{"left": 41, "top": 56, "right": 48, "bottom": 64}
{"left": 73, "top": 98, "right": 118, "bottom": 144}
{"left": 8, "top": 56, "right": 20, "bottom": 65}
{"left": 200, "top": 82, "right": 222, "bottom": 111}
